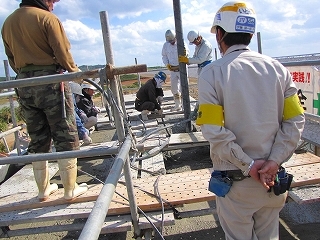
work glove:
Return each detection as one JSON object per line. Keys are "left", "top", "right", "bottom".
{"left": 166, "top": 64, "right": 173, "bottom": 71}
{"left": 93, "top": 106, "right": 101, "bottom": 113}
{"left": 178, "top": 55, "right": 189, "bottom": 64}
{"left": 157, "top": 96, "right": 164, "bottom": 106}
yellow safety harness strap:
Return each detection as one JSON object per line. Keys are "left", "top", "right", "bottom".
{"left": 283, "top": 94, "right": 304, "bottom": 121}
{"left": 196, "top": 103, "right": 224, "bottom": 126}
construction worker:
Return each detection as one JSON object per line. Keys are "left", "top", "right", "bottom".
{"left": 135, "top": 71, "right": 166, "bottom": 121}
{"left": 162, "top": 29, "right": 189, "bottom": 111}
{"left": 69, "top": 82, "right": 92, "bottom": 146}
{"left": 196, "top": 1, "right": 305, "bottom": 239}
{"left": 178, "top": 30, "right": 213, "bottom": 75}
{"left": 1, "top": 0, "right": 88, "bottom": 201}
{"left": 76, "top": 81, "right": 101, "bottom": 130}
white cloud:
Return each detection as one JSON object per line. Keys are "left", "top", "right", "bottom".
{"left": 0, "top": 0, "right": 319, "bottom": 77}
{"left": 63, "top": 20, "right": 101, "bottom": 44}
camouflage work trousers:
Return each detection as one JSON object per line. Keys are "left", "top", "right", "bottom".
{"left": 16, "top": 70, "right": 79, "bottom": 153}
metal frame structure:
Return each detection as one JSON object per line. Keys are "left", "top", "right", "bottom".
{"left": 1, "top": 5, "right": 320, "bottom": 239}
{"left": 0, "top": 10, "right": 150, "bottom": 239}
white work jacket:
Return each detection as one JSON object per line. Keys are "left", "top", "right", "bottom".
{"left": 162, "top": 41, "right": 189, "bottom": 67}
{"left": 198, "top": 44, "right": 305, "bottom": 171}
{"left": 188, "top": 38, "right": 213, "bottom": 65}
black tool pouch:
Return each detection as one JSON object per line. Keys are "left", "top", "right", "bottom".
{"left": 272, "top": 167, "right": 293, "bottom": 196}
{"left": 208, "top": 171, "right": 233, "bottom": 197}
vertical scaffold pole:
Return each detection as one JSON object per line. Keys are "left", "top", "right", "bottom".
{"left": 99, "top": 11, "right": 141, "bottom": 239}
{"left": 257, "top": 32, "right": 262, "bottom": 54}
{"left": 79, "top": 137, "right": 136, "bottom": 240}
{"left": 3, "top": 60, "right": 21, "bottom": 155}
{"left": 99, "top": 11, "right": 125, "bottom": 141}
{"left": 173, "top": 0, "right": 191, "bottom": 132}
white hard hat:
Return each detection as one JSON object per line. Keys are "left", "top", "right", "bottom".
{"left": 82, "top": 83, "right": 97, "bottom": 90}
{"left": 211, "top": 1, "right": 256, "bottom": 34}
{"left": 187, "top": 30, "right": 199, "bottom": 45}
{"left": 165, "top": 29, "right": 176, "bottom": 42}
{"left": 69, "top": 82, "right": 83, "bottom": 96}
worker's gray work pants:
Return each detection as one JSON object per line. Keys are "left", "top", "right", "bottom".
{"left": 216, "top": 177, "right": 287, "bottom": 240}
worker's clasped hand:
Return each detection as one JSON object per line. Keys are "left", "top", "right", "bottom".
{"left": 178, "top": 55, "right": 189, "bottom": 64}
{"left": 249, "top": 160, "right": 279, "bottom": 190}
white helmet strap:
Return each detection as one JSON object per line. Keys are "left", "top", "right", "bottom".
{"left": 218, "top": 31, "right": 228, "bottom": 44}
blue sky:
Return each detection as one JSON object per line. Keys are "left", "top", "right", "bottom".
{"left": 0, "top": 0, "right": 319, "bottom": 76}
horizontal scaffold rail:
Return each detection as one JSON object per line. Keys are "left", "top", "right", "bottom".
{"left": 0, "top": 142, "right": 143, "bottom": 165}
{"left": 0, "top": 64, "right": 147, "bottom": 90}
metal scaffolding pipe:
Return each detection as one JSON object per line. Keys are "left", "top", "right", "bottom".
{"left": 79, "top": 136, "right": 132, "bottom": 240}
{"left": 112, "top": 64, "right": 147, "bottom": 77}
{"left": 173, "top": 0, "right": 191, "bottom": 132}
{"left": 123, "top": 157, "right": 141, "bottom": 238}
{"left": 282, "top": 60, "right": 320, "bottom": 67}
{"left": 99, "top": 14, "right": 142, "bottom": 238}
{"left": 257, "top": 32, "right": 262, "bottom": 54}
{"left": 0, "top": 91, "right": 15, "bottom": 98}
{"left": 0, "top": 64, "right": 147, "bottom": 91}
{"left": 0, "top": 145, "right": 126, "bottom": 165}
{"left": 0, "top": 125, "right": 24, "bottom": 139}
{"left": 100, "top": 11, "right": 125, "bottom": 142}
{"left": 0, "top": 69, "right": 100, "bottom": 90}
{"left": 4, "top": 60, "right": 21, "bottom": 155}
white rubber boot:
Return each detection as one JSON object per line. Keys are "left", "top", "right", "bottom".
{"left": 171, "top": 94, "right": 182, "bottom": 111}
{"left": 141, "top": 110, "right": 150, "bottom": 121}
{"left": 58, "top": 158, "right": 88, "bottom": 201}
{"left": 32, "top": 161, "right": 58, "bottom": 202}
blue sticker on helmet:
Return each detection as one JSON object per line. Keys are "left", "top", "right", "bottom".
{"left": 235, "top": 16, "right": 255, "bottom": 33}
{"left": 216, "top": 13, "right": 221, "bottom": 21}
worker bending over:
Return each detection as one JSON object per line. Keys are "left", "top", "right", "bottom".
{"left": 135, "top": 71, "right": 166, "bottom": 121}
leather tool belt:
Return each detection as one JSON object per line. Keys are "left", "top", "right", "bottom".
{"left": 220, "top": 170, "right": 248, "bottom": 181}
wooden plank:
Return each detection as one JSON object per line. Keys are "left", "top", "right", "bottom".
{"left": 0, "top": 168, "right": 215, "bottom": 220}
{"left": 282, "top": 152, "right": 320, "bottom": 168}
{"left": 285, "top": 162, "right": 320, "bottom": 187}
